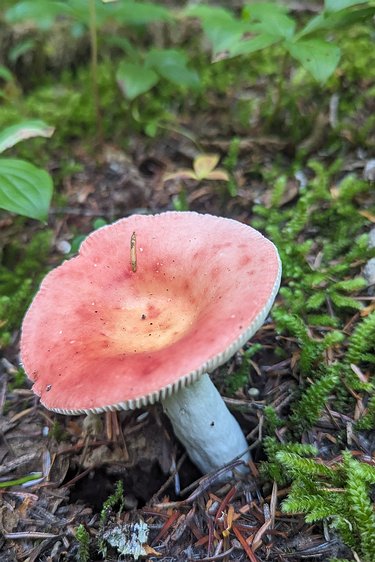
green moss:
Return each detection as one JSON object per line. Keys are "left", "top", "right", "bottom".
{"left": 0, "top": 228, "right": 52, "bottom": 347}
{"left": 225, "top": 343, "right": 262, "bottom": 394}
{"left": 276, "top": 451, "right": 375, "bottom": 561}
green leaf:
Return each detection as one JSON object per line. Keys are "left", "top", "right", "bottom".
{"left": 287, "top": 39, "right": 341, "bottom": 82}
{"left": 325, "top": 0, "right": 368, "bottom": 12}
{"left": 243, "top": 3, "right": 288, "bottom": 19}
{"left": 63, "top": 0, "right": 171, "bottom": 26}
{"left": 297, "top": 13, "right": 330, "bottom": 38}
{"left": 5, "top": 0, "right": 62, "bottom": 29}
{"left": 250, "top": 15, "right": 296, "bottom": 40}
{"left": 229, "top": 34, "right": 280, "bottom": 57}
{"left": 145, "top": 49, "right": 200, "bottom": 88}
{"left": 206, "top": 20, "right": 249, "bottom": 55}
{"left": 0, "top": 66, "right": 14, "bottom": 82}
{"left": 0, "top": 472, "right": 43, "bottom": 488}
{"left": 111, "top": 0, "right": 172, "bottom": 25}
{"left": 54, "top": 0, "right": 109, "bottom": 26}
{"left": 243, "top": 4, "right": 296, "bottom": 39}
{"left": 116, "top": 62, "right": 159, "bottom": 100}
{"left": 0, "top": 159, "right": 53, "bottom": 221}
{"left": 297, "top": 7, "right": 375, "bottom": 38}
{"left": 184, "top": 5, "right": 248, "bottom": 56}
{"left": 0, "top": 121, "right": 54, "bottom": 154}
{"left": 8, "top": 39, "right": 36, "bottom": 63}
{"left": 184, "top": 5, "right": 234, "bottom": 21}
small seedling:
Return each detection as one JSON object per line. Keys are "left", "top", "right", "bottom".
{"left": 76, "top": 524, "right": 90, "bottom": 562}
{"left": 164, "top": 154, "right": 229, "bottom": 211}
{"left": 164, "top": 153, "right": 229, "bottom": 183}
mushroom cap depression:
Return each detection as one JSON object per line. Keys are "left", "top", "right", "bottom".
{"left": 21, "top": 212, "right": 281, "bottom": 414}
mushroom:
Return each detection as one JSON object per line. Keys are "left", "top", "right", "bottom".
{"left": 21, "top": 212, "right": 281, "bottom": 476}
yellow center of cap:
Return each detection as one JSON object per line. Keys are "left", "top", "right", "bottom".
{"left": 106, "top": 291, "right": 198, "bottom": 354}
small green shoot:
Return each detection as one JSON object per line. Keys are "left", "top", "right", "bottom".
{"left": 98, "top": 480, "right": 125, "bottom": 556}
{"left": 226, "top": 344, "right": 262, "bottom": 394}
{"left": 222, "top": 137, "right": 240, "bottom": 197}
{"left": 76, "top": 524, "right": 90, "bottom": 562}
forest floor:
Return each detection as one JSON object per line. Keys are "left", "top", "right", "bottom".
{"left": 0, "top": 6, "right": 375, "bottom": 562}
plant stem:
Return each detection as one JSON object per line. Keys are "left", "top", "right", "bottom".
{"left": 88, "top": 0, "right": 103, "bottom": 145}
{"left": 266, "top": 51, "right": 289, "bottom": 129}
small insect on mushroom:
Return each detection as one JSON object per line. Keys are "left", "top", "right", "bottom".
{"left": 130, "top": 231, "right": 137, "bottom": 273}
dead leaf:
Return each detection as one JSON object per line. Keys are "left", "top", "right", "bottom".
{"left": 359, "top": 210, "right": 375, "bottom": 223}
{"left": 193, "top": 154, "right": 220, "bottom": 179}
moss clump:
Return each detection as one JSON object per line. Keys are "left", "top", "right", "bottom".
{"left": 0, "top": 229, "right": 52, "bottom": 347}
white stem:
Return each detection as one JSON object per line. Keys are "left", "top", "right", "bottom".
{"left": 162, "top": 373, "right": 250, "bottom": 477}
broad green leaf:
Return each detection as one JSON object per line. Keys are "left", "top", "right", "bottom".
{"left": 111, "top": 0, "right": 171, "bottom": 24}
{"left": 184, "top": 5, "right": 234, "bottom": 21}
{"left": 0, "top": 121, "right": 54, "bottom": 154}
{"left": 287, "top": 39, "right": 341, "bottom": 82}
{"left": 0, "top": 66, "right": 13, "bottom": 82}
{"left": 8, "top": 0, "right": 171, "bottom": 28}
{"left": 243, "top": 3, "right": 295, "bottom": 39}
{"left": 325, "top": 0, "right": 368, "bottom": 11}
{"left": 9, "top": 39, "right": 36, "bottom": 63}
{"left": 71, "top": 21, "right": 86, "bottom": 38}
{"left": 297, "top": 13, "right": 327, "bottom": 37}
{"left": 54, "top": 0, "right": 110, "bottom": 26}
{"left": 256, "top": 14, "right": 295, "bottom": 39}
{"left": 5, "top": 0, "right": 62, "bottom": 28}
{"left": 245, "top": 13, "right": 296, "bottom": 40}
{"left": 116, "top": 62, "right": 159, "bottom": 100}
{"left": 193, "top": 154, "right": 220, "bottom": 179}
{"left": 0, "top": 121, "right": 53, "bottom": 155}
{"left": 229, "top": 34, "right": 280, "bottom": 57}
{"left": 145, "top": 49, "right": 200, "bottom": 88}
{"left": 297, "top": 7, "right": 375, "bottom": 38}
{"left": 60, "top": 0, "right": 172, "bottom": 26}
{"left": 104, "top": 35, "right": 136, "bottom": 56}
{"left": 203, "top": 19, "right": 249, "bottom": 55}
{"left": 0, "top": 159, "right": 53, "bottom": 221}
{"left": 184, "top": 5, "right": 248, "bottom": 55}
{"left": 0, "top": 121, "right": 55, "bottom": 152}
{"left": 243, "top": 3, "right": 288, "bottom": 19}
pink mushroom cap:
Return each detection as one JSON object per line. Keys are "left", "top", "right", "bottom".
{"left": 20, "top": 212, "right": 281, "bottom": 414}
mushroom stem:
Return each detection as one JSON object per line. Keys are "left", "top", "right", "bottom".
{"left": 162, "top": 374, "right": 250, "bottom": 477}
